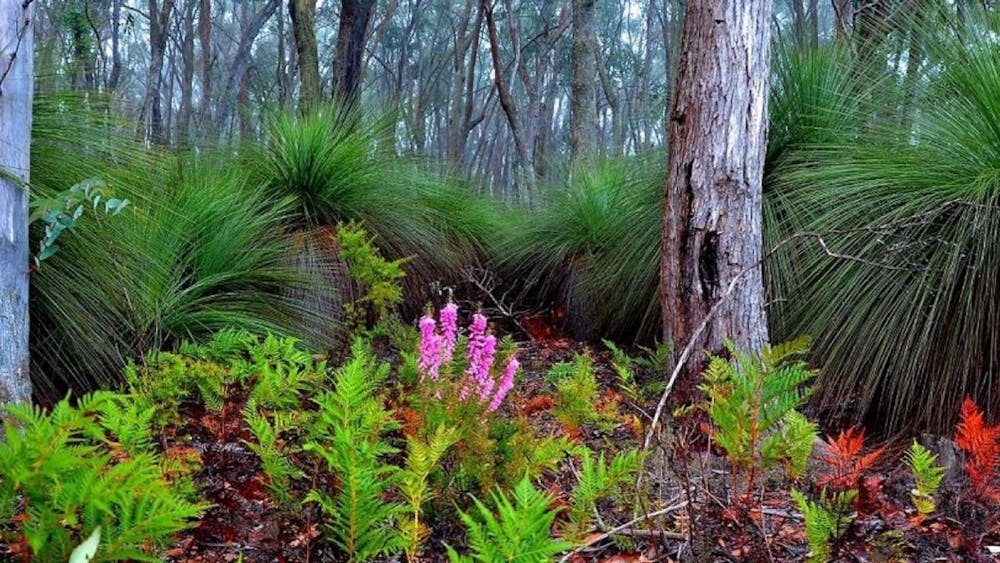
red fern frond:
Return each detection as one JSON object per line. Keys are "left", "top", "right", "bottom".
{"left": 954, "top": 397, "right": 1000, "bottom": 501}
{"left": 815, "top": 426, "right": 886, "bottom": 491}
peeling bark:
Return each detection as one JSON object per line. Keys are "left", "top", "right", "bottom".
{"left": 660, "top": 0, "right": 771, "bottom": 374}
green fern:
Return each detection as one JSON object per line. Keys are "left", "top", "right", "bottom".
{"left": 907, "top": 441, "right": 944, "bottom": 516}
{"left": 699, "top": 337, "right": 817, "bottom": 488}
{"left": 0, "top": 393, "right": 205, "bottom": 562}
{"left": 242, "top": 402, "right": 304, "bottom": 503}
{"left": 446, "top": 477, "right": 573, "bottom": 562}
{"left": 304, "top": 341, "right": 404, "bottom": 561}
{"left": 564, "top": 449, "right": 643, "bottom": 543}
{"left": 399, "top": 424, "right": 460, "bottom": 561}
{"left": 791, "top": 488, "right": 855, "bottom": 563}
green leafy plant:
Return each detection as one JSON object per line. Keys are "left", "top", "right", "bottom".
{"left": 563, "top": 449, "right": 643, "bottom": 543}
{"left": 0, "top": 393, "right": 205, "bottom": 561}
{"left": 698, "top": 337, "right": 818, "bottom": 490}
{"left": 548, "top": 353, "right": 613, "bottom": 432}
{"left": 445, "top": 476, "right": 573, "bottom": 562}
{"left": 29, "top": 177, "right": 129, "bottom": 265}
{"left": 399, "top": 424, "right": 460, "bottom": 561}
{"left": 907, "top": 441, "right": 945, "bottom": 517}
{"left": 242, "top": 404, "right": 304, "bottom": 504}
{"left": 337, "top": 220, "right": 408, "bottom": 328}
{"left": 791, "top": 488, "right": 856, "bottom": 563}
{"left": 304, "top": 341, "right": 405, "bottom": 561}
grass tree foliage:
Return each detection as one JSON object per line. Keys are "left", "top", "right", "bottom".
{"left": 765, "top": 14, "right": 1000, "bottom": 431}
{"left": 29, "top": 97, "right": 330, "bottom": 399}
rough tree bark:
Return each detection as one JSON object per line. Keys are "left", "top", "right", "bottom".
{"left": 333, "top": 0, "right": 377, "bottom": 103}
{"left": 141, "top": 0, "right": 174, "bottom": 145}
{"left": 198, "top": 0, "right": 212, "bottom": 127}
{"left": 569, "top": 0, "right": 597, "bottom": 167}
{"left": 0, "top": 0, "right": 35, "bottom": 409}
{"left": 289, "top": 0, "right": 321, "bottom": 107}
{"left": 660, "top": 0, "right": 772, "bottom": 373}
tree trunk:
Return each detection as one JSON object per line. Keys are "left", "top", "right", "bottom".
{"left": 0, "top": 0, "right": 34, "bottom": 409}
{"left": 141, "top": 0, "right": 175, "bottom": 145}
{"left": 109, "top": 0, "right": 123, "bottom": 90}
{"left": 289, "top": 0, "right": 321, "bottom": 107}
{"left": 215, "top": 0, "right": 282, "bottom": 134}
{"left": 198, "top": 0, "right": 212, "bottom": 129}
{"left": 332, "top": 0, "right": 377, "bottom": 103}
{"left": 660, "top": 0, "right": 771, "bottom": 373}
{"left": 569, "top": 0, "right": 597, "bottom": 167}
{"left": 178, "top": 0, "right": 196, "bottom": 146}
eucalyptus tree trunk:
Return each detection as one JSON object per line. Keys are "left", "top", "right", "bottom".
{"left": 141, "top": 0, "right": 175, "bottom": 145}
{"left": 660, "top": 0, "right": 771, "bottom": 373}
{"left": 0, "top": 0, "right": 35, "bottom": 408}
{"left": 215, "top": 0, "right": 282, "bottom": 135}
{"left": 569, "top": 0, "right": 597, "bottom": 167}
{"left": 198, "top": 0, "right": 212, "bottom": 127}
{"left": 333, "top": 0, "right": 376, "bottom": 103}
{"left": 289, "top": 0, "right": 321, "bottom": 107}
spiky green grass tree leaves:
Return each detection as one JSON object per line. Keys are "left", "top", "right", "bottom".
{"left": 495, "top": 157, "right": 662, "bottom": 341}
{"left": 766, "top": 15, "right": 1000, "bottom": 432}
{"left": 246, "top": 104, "right": 499, "bottom": 311}
{"left": 29, "top": 108, "right": 329, "bottom": 397}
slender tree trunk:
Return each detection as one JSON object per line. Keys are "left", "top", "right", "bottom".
{"left": 215, "top": 0, "right": 281, "bottom": 134}
{"left": 569, "top": 0, "right": 597, "bottom": 167}
{"left": 661, "top": 0, "right": 772, "bottom": 373}
{"left": 333, "top": 0, "right": 377, "bottom": 103}
{"left": 198, "top": 0, "right": 212, "bottom": 130}
{"left": 109, "top": 0, "right": 123, "bottom": 90}
{"left": 482, "top": 0, "right": 535, "bottom": 181}
{"left": 289, "top": 0, "right": 321, "bottom": 107}
{"left": 178, "top": 0, "right": 196, "bottom": 146}
{"left": 141, "top": 0, "right": 175, "bottom": 145}
{"left": 0, "top": 0, "right": 34, "bottom": 409}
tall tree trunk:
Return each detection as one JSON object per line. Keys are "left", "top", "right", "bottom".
{"left": 660, "top": 0, "right": 772, "bottom": 373}
{"left": 332, "top": 0, "right": 377, "bottom": 103}
{"left": 569, "top": 0, "right": 597, "bottom": 167}
{"left": 109, "top": 0, "right": 123, "bottom": 90}
{"left": 178, "top": 0, "right": 196, "bottom": 146}
{"left": 215, "top": 0, "right": 281, "bottom": 134}
{"left": 289, "top": 0, "right": 321, "bottom": 107}
{"left": 482, "top": 0, "right": 535, "bottom": 181}
{"left": 198, "top": 0, "right": 212, "bottom": 129}
{"left": 141, "top": 0, "right": 175, "bottom": 144}
{"left": 0, "top": 0, "right": 34, "bottom": 408}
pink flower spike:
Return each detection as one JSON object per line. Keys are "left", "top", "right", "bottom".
{"left": 489, "top": 357, "right": 519, "bottom": 412}
{"left": 418, "top": 314, "right": 442, "bottom": 381}
{"left": 477, "top": 335, "right": 497, "bottom": 400}
{"left": 440, "top": 302, "right": 458, "bottom": 363}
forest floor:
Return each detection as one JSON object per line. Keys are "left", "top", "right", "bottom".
{"left": 153, "top": 322, "right": 999, "bottom": 563}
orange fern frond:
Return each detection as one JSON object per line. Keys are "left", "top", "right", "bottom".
{"left": 954, "top": 397, "right": 1000, "bottom": 501}
{"left": 815, "top": 426, "right": 886, "bottom": 491}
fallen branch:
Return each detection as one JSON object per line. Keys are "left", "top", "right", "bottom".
{"left": 557, "top": 500, "right": 689, "bottom": 563}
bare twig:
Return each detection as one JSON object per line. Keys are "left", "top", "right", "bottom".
{"left": 461, "top": 266, "right": 537, "bottom": 341}
{"left": 557, "top": 500, "right": 689, "bottom": 563}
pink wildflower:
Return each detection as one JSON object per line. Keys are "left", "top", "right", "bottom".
{"left": 418, "top": 314, "right": 442, "bottom": 381}
{"left": 440, "top": 302, "right": 458, "bottom": 363}
{"left": 476, "top": 335, "right": 497, "bottom": 400}
{"left": 488, "top": 356, "right": 519, "bottom": 412}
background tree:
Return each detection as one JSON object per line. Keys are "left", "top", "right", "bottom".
{"left": 660, "top": 0, "right": 773, "bottom": 371}
{"left": 0, "top": 0, "right": 35, "bottom": 408}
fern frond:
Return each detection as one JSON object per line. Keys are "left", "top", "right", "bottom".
{"left": 907, "top": 441, "right": 944, "bottom": 516}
